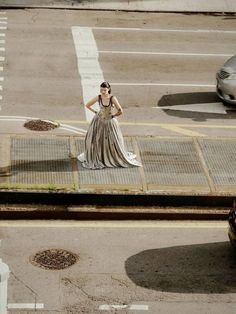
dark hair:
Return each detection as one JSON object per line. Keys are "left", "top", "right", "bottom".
{"left": 100, "top": 81, "right": 111, "bottom": 94}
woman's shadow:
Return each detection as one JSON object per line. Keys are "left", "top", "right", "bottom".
{"left": 125, "top": 241, "right": 236, "bottom": 294}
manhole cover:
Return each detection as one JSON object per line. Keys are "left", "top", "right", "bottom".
{"left": 30, "top": 249, "right": 78, "bottom": 270}
{"left": 24, "top": 119, "right": 60, "bottom": 131}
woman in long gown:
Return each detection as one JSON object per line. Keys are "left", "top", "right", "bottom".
{"left": 77, "top": 82, "right": 141, "bottom": 169}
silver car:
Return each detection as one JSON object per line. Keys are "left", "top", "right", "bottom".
{"left": 216, "top": 55, "right": 236, "bottom": 105}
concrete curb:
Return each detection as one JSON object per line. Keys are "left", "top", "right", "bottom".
{"left": 0, "top": 0, "right": 236, "bottom": 13}
{"left": 0, "top": 192, "right": 233, "bottom": 220}
{"left": 0, "top": 208, "right": 228, "bottom": 220}
{"left": 0, "top": 190, "right": 234, "bottom": 206}
{"left": 0, "top": 190, "right": 231, "bottom": 220}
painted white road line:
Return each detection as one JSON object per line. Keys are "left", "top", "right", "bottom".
{"left": 99, "top": 50, "right": 233, "bottom": 58}
{"left": 8, "top": 303, "right": 44, "bottom": 309}
{"left": 92, "top": 26, "right": 236, "bottom": 34}
{"left": 0, "top": 220, "right": 227, "bottom": 228}
{"left": 0, "top": 16, "right": 6, "bottom": 107}
{"left": 60, "top": 125, "right": 87, "bottom": 135}
{"left": 111, "top": 82, "right": 215, "bottom": 88}
{"left": 0, "top": 115, "right": 87, "bottom": 134}
{"left": 0, "top": 118, "right": 28, "bottom": 122}
{"left": 60, "top": 127, "right": 84, "bottom": 134}
{"left": 130, "top": 305, "right": 149, "bottom": 310}
{"left": 0, "top": 119, "right": 86, "bottom": 135}
{"left": 48, "top": 120, "right": 236, "bottom": 130}
{"left": 60, "top": 123, "right": 86, "bottom": 131}
{"left": 99, "top": 304, "right": 149, "bottom": 311}
{"left": 155, "top": 102, "right": 233, "bottom": 114}
{"left": 72, "top": 26, "right": 103, "bottom": 122}
{"left": 0, "top": 115, "right": 37, "bottom": 119}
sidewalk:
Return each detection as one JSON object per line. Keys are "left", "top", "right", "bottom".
{"left": 0, "top": 0, "right": 236, "bottom": 13}
{"left": 0, "top": 133, "right": 235, "bottom": 213}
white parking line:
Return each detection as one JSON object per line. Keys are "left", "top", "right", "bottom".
{"left": 8, "top": 303, "right": 44, "bottom": 309}
{"left": 92, "top": 26, "right": 236, "bottom": 34}
{"left": 72, "top": 26, "right": 102, "bottom": 122}
{"left": 99, "top": 50, "right": 232, "bottom": 58}
{"left": 0, "top": 14, "right": 6, "bottom": 107}
{"left": 99, "top": 304, "right": 149, "bottom": 311}
{"left": 60, "top": 123, "right": 87, "bottom": 134}
{"left": 111, "top": 82, "right": 215, "bottom": 87}
{"left": 0, "top": 220, "right": 227, "bottom": 228}
{"left": 155, "top": 102, "right": 230, "bottom": 114}
{"left": 0, "top": 115, "right": 38, "bottom": 119}
{"left": 0, "top": 115, "right": 87, "bottom": 134}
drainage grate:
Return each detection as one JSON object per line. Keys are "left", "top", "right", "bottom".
{"left": 30, "top": 249, "right": 78, "bottom": 270}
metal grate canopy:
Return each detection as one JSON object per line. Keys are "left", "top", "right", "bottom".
{"left": 10, "top": 137, "right": 73, "bottom": 185}
{"left": 138, "top": 138, "right": 208, "bottom": 186}
{"left": 199, "top": 138, "right": 236, "bottom": 186}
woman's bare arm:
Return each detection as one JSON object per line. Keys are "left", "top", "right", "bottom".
{"left": 85, "top": 96, "right": 99, "bottom": 114}
{"left": 112, "top": 96, "right": 123, "bottom": 118}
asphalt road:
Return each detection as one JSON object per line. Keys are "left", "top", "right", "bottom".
{"left": 0, "top": 220, "right": 235, "bottom": 313}
{"left": 0, "top": 9, "right": 236, "bottom": 137}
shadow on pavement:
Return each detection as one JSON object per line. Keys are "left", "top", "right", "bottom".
{"left": 125, "top": 242, "right": 236, "bottom": 294}
{"left": 158, "top": 92, "right": 236, "bottom": 121}
{"left": 11, "top": 159, "right": 71, "bottom": 171}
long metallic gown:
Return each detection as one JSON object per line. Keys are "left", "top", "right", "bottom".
{"left": 77, "top": 95, "right": 141, "bottom": 169}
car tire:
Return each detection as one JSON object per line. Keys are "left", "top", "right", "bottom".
{"left": 221, "top": 99, "right": 234, "bottom": 107}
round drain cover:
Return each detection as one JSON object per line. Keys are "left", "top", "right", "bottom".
{"left": 24, "top": 119, "right": 60, "bottom": 131}
{"left": 30, "top": 249, "right": 78, "bottom": 270}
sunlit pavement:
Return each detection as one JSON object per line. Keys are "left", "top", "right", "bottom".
{"left": 0, "top": 220, "right": 235, "bottom": 313}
